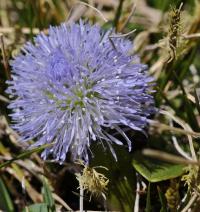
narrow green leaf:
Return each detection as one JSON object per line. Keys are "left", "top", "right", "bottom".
{"left": 132, "top": 152, "right": 185, "bottom": 182}
{"left": 145, "top": 183, "right": 151, "bottom": 212}
{"left": 157, "top": 186, "right": 168, "bottom": 212}
{"left": 0, "top": 143, "right": 53, "bottom": 169}
{"left": 23, "top": 203, "right": 49, "bottom": 212}
{"left": 42, "top": 178, "right": 56, "bottom": 212}
{"left": 172, "top": 70, "right": 199, "bottom": 130}
{"left": 114, "top": 0, "right": 124, "bottom": 29}
{"left": 194, "top": 88, "right": 200, "bottom": 115}
{"left": 0, "top": 178, "right": 14, "bottom": 212}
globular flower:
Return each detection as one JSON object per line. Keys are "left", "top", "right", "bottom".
{"left": 7, "top": 21, "right": 155, "bottom": 162}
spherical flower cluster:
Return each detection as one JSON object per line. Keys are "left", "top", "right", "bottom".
{"left": 7, "top": 21, "right": 155, "bottom": 162}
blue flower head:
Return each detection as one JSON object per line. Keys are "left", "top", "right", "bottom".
{"left": 7, "top": 21, "right": 155, "bottom": 162}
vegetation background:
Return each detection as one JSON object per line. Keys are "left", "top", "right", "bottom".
{"left": 0, "top": 0, "right": 200, "bottom": 211}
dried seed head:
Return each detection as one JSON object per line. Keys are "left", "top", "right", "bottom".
{"left": 165, "top": 179, "right": 180, "bottom": 210}
{"left": 76, "top": 160, "right": 109, "bottom": 200}
{"left": 166, "top": 3, "right": 183, "bottom": 63}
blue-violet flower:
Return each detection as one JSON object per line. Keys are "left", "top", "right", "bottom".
{"left": 7, "top": 21, "right": 155, "bottom": 162}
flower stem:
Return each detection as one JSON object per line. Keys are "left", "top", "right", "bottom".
{"left": 80, "top": 184, "right": 84, "bottom": 212}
